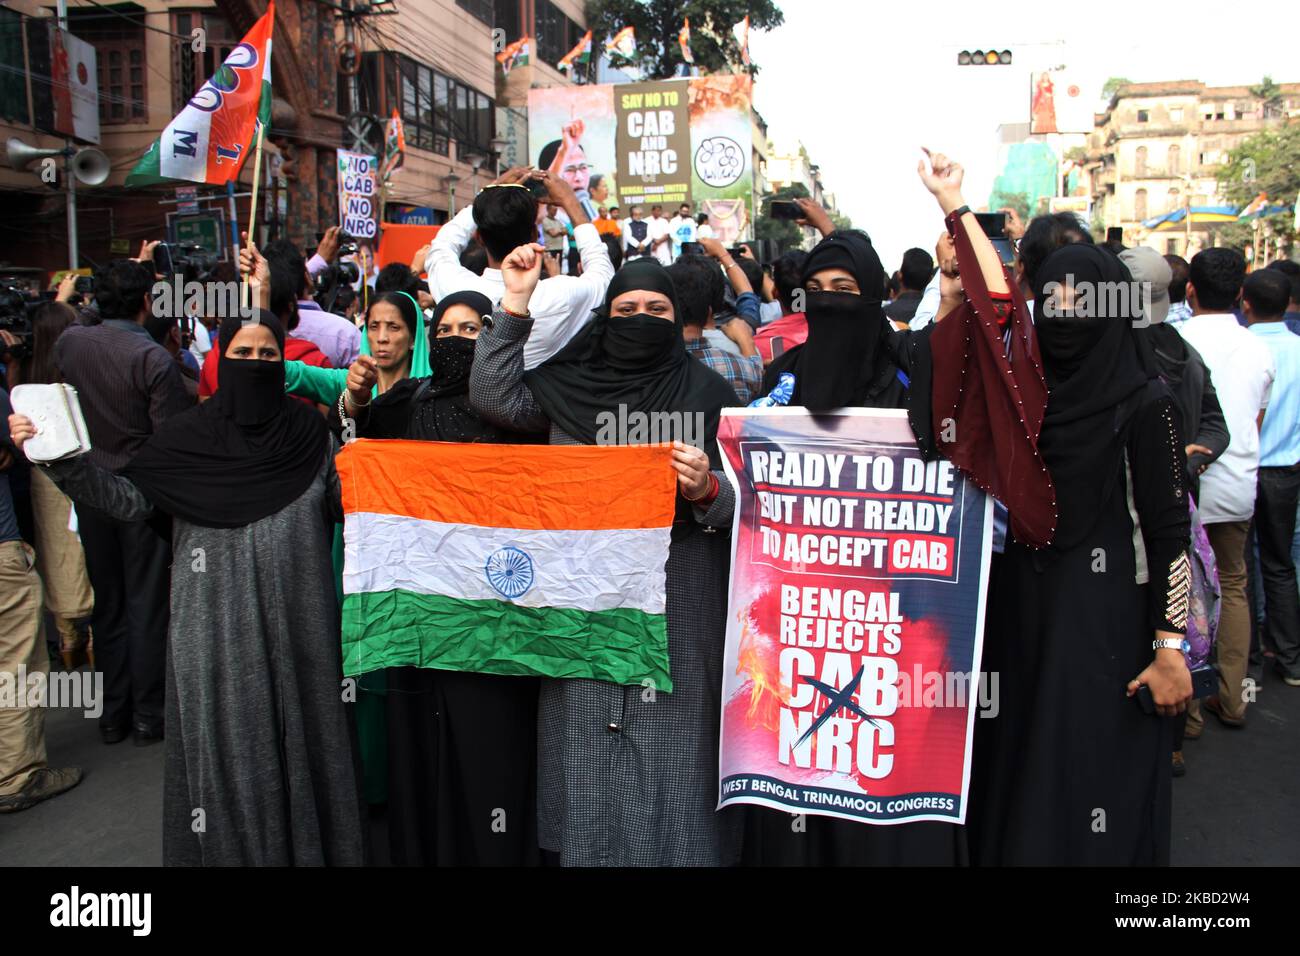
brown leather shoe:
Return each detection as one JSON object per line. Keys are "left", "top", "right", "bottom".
{"left": 0, "top": 767, "right": 84, "bottom": 813}
{"left": 1204, "top": 696, "right": 1245, "bottom": 729}
{"left": 1172, "top": 751, "right": 1186, "bottom": 777}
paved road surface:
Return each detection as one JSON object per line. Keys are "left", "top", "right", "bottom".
{"left": 2, "top": 666, "right": 1296, "bottom": 865}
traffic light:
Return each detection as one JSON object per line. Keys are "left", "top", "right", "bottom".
{"left": 957, "top": 49, "right": 1013, "bottom": 66}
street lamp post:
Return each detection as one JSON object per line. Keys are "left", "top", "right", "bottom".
{"left": 442, "top": 173, "right": 461, "bottom": 216}
{"left": 461, "top": 152, "right": 486, "bottom": 196}
{"left": 490, "top": 137, "right": 510, "bottom": 175}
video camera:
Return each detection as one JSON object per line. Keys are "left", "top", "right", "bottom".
{"left": 0, "top": 286, "right": 35, "bottom": 361}
{"left": 336, "top": 230, "right": 360, "bottom": 259}
{"left": 153, "top": 241, "right": 219, "bottom": 283}
{"left": 313, "top": 261, "right": 361, "bottom": 315}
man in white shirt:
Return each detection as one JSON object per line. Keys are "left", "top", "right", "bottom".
{"left": 647, "top": 205, "right": 673, "bottom": 266}
{"left": 1177, "top": 248, "right": 1276, "bottom": 727}
{"left": 668, "top": 203, "right": 696, "bottom": 260}
{"left": 426, "top": 167, "right": 613, "bottom": 370}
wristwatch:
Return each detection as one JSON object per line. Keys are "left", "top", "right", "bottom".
{"left": 1153, "top": 637, "right": 1189, "bottom": 653}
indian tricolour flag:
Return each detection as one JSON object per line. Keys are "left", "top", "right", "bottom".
{"left": 497, "top": 36, "right": 531, "bottom": 75}
{"left": 606, "top": 26, "right": 636, "bottom": 60}
{"left": 126, "top": 4, "right": 273, "bottom": 186}
{"left": 557, "top": 30, "right": 592, "bottom": 72}
{"left": 337, "top": 440, "right": 678, "bottom": 690}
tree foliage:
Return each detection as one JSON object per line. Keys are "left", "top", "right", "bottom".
{"left": 754, "top": 182, "right": 808, "bottom": 253}
{"left": 1102, "top": 76, "right": 1132, "bottom": 101}
{"left": 1249, "top": 75, "right": 1284, "bottom": 118}
{"left": 1215, "top": 119, "right": 1299, "bottom": 246}
{"left": 584, "top": 0, "right": 783, "bottom": 80}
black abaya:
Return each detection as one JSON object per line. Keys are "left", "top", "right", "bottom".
{"left": 971, "top": 383, "right": 1186, "bottom": 865}
{"left": 745, "top": 232, "right": 965, "bottom": 866}
{"left": 386, "top": 667, "right": 540, "bottom": 866}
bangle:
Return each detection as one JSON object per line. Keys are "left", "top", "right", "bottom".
{"left": 1153, "top": 638, "right": 1188, "bottom": 653}
{"left": 345, "top": 389, "right": 370, "bottom": 410}
{"left": 719, "top": 258, "right": 738, "bottom": 270}
{"left": 500, "top": 303, "right": 530, "bottom": 320}
{"left": 684, "top": 472, "right": 719, "bottom": 504}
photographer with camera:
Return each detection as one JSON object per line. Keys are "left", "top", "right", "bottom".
{"left": 54, "top": 258, "right": 190, "bottom": 746}
{"left": 0, "top": 288, "right": 34, "bottom": 392}
{"left": 265, "top": 229, "right": 361, "bottom": 369}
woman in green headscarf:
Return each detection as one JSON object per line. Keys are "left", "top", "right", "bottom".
{"left": 283, "top": 290, "right": 431, "bottom": 408}
{"left": 280, "top": 290, "right": 430, "bottom": 809}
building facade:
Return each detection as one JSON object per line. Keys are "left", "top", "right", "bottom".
{"left": 1085, "top": 79, "right": 1300, "bottom": 256}
{"left": 0, "top": 0, "right": 585, "bottom": 278}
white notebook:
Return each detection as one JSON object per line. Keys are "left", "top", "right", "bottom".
{"left": 11, "top": 383, "right": 93, "bottom": 463}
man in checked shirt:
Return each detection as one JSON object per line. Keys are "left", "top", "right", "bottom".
{"left": 669, "top": 239, "right": 763, "bottom": 405}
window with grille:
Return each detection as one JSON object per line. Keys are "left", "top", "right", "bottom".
{"left": 361, "top": 52, "right": 494, "bottom": 158}
{"left": 171, "top": 12, "right": 238, "bottom": 117}
{"left": 68, "top": 11, "right": 147, "bottom": 124}
{"left": 536, "top": 0, "right": 577, "bottom": 64}
{"left": 0, "top": 8, "right": 29, "bottom": 124}
{"left": 494, "top": 0, "right": 522, "bottom": 40}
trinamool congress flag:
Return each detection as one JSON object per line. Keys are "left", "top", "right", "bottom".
{"left": 126, "top": 4, "right": 273, "bottom": 186}
{"left": 337, "top": 440, "right": 677, "bottom": 689}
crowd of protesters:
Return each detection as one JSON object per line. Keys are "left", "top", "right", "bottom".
{"left": 1, "top": 152, "right": 1297, "bottom": 868}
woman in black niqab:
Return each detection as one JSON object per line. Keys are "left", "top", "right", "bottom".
{"left": 32, "top": 309, "right": 363, "bottom": 865}
{"left": 761, "top": 230, "right": 906, "bottom": 410}
{"left": 123, "top": 311, "right": 328, "bottom": 527}
{"left": 1031, "top": 244, "right": 1156, "bottom": 551}
{"left": 468, "top": 249, "right": 745, "bottom": 865}
{"left": 351, "top": 289, "right": 543, "bottom": 866}
{"left": 745, "top": 232, "right": 970, "bottom": 867}
{"left": 525, "top": 257, "right": 737, "bottom": 467}
{"left": 972, "top": 243, "right": 1193, "bottom": 865}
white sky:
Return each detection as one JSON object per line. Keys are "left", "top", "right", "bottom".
{"left": 749, "top": 0, "right": 1297, "bottom": 267}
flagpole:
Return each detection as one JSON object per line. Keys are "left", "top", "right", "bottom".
{"left": 241, "top": 123, "right": 267, "bottom": 310}
{"left": 226, "top": 181, "right": 241, "bottom": 267}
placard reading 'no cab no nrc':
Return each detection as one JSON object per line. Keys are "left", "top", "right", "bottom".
{"left": 337, "top": 149, "right": 378, "bottom": 239}
{"left": 716, "top": 408, "right": 993, "bottom": 825}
